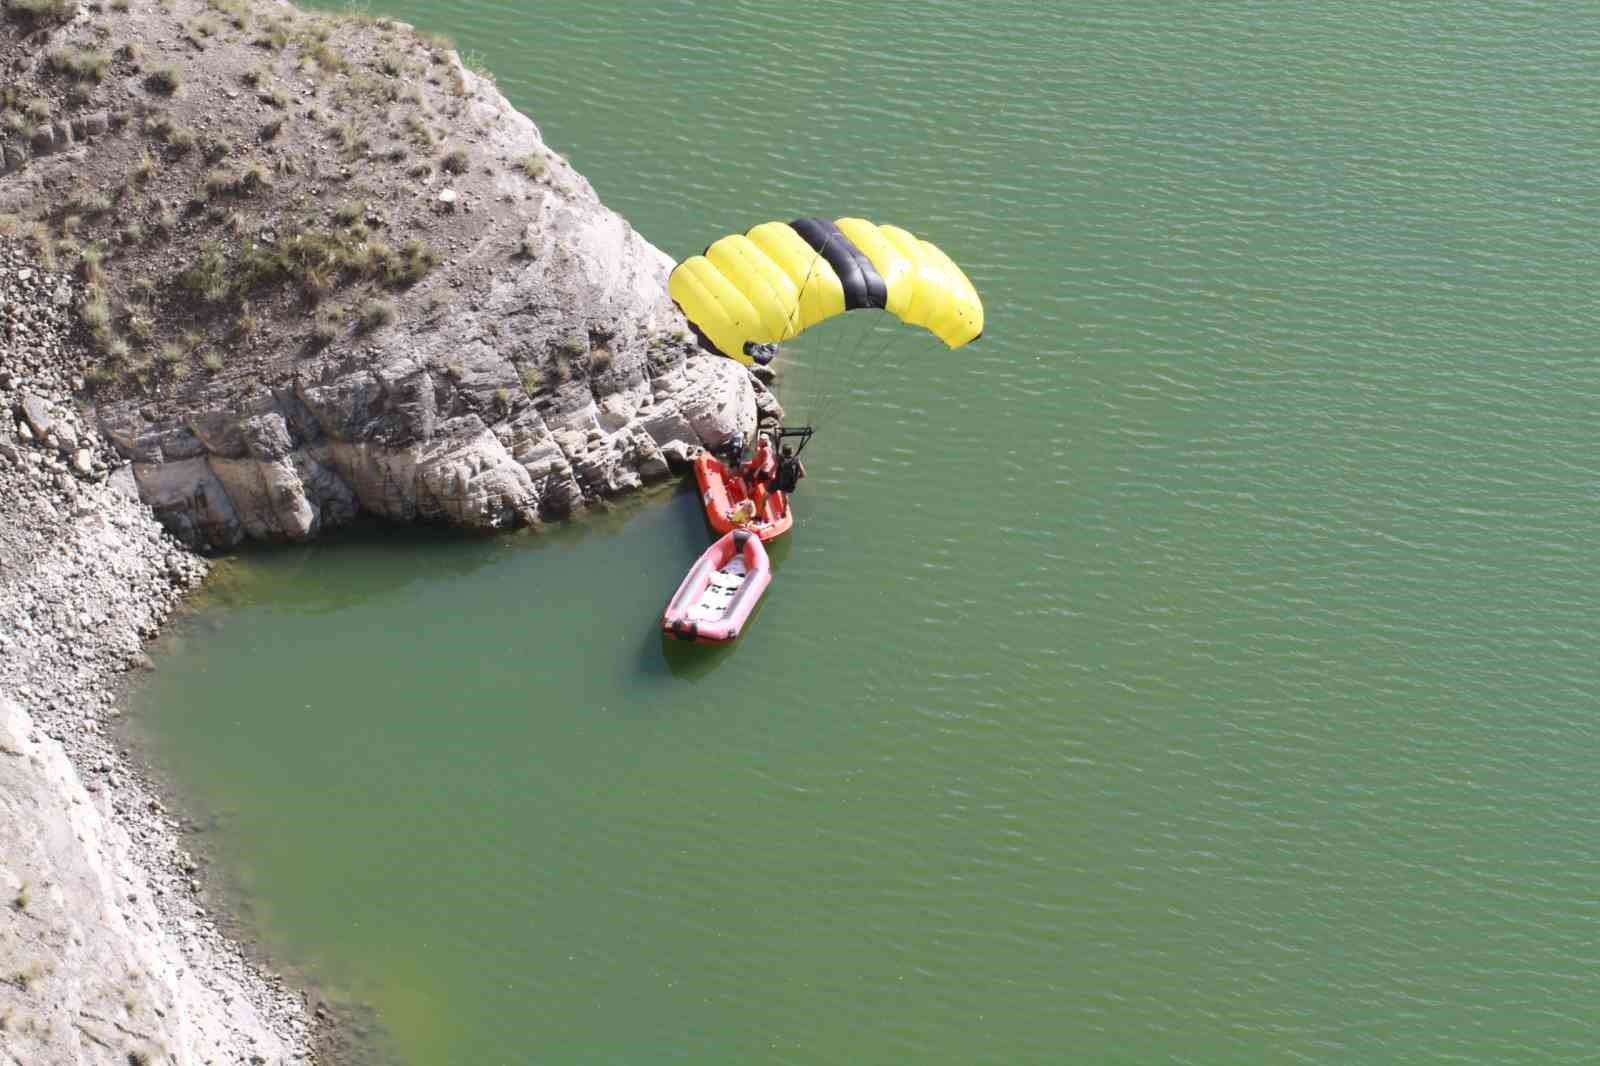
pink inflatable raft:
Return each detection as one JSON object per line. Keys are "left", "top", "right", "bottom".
{"left": 661, "top": 529, "right": 771, "bottom": 644}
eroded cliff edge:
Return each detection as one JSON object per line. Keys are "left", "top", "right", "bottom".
{"left": 3, "top": 0, "right": 777, "bottom": 549}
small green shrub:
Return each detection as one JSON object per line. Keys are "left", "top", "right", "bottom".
{"left": 252, "top": 21, "right": 287, "bottom": 49}
{"left": 79, "top": 286, "right": 111, "bottom": 331}
{"left": 205, "top": 0, "right": 249, "bottom": 28}
{"left": 416, "top": 30, "right": 454, "bottom": 54}
{"left": 145, "top": 66, "right": 180, "bottom": 94}
{"left": 308, "top": 312, "right": 339, "bottom": 348}
{"left": 515, "top": 152, "right": 547, "bottom": 180}
{"left": 234, "top": 301, "right": 259, "bottom": 339}
{"left": 309, "top": 41, "right": 345, "bottom": 73}
{"left": 440, "top": 146, "right": 468, "bottom": 174}
{"left": 78, "top": 243, "right": 105, "bottom": 285}
{"left": 46, "top": 48, "right": 111, "bottom": 83}
{"left": 403, "top": 113, "right": 432, "bottom": 148}
{"left": 4, "top": 0, "right": 77, "bottom": 27}
{"left": 461, "top": 50, "right": 493, "bottom": 83}
{"left": 66, "top": 190, "right": 113, "bottom": 217}
{"left": 379, "top": 239, "right": 433, "bottom": 286}
{"left": 356, "top": 299, "right": 394, "bottom": 333}
{"left": 24, "top": 223, "right": 56, "bottom": 269}
{"left": 204, "top": 162, "right": 268, "bottom": 198}
{"left": 177, "top": 242, "right": 231, "bottom": 302}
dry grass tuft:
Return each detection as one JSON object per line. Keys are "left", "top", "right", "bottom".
{"left": 46, "top": 48, "right": 112, "bottom": 83}
{"left": 145, "top": 65, "right": 181, "bottom": 94}
{"left": 3, "top": 0, "right": 77, "bottom": 27}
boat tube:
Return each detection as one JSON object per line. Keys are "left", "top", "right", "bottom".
{"left": 661, "top": 529, "right": 772, "bottom": 644}
{"left": 693, "top": 451, "right": 793, "bottom": 542}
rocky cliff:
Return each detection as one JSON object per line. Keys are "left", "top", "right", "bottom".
{"left": 2, "top": 0, "right": 778, "bottom": 549}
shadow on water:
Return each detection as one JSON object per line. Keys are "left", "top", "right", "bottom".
{"left": 187, "top": 483, "right": 695, "bottom": 616}
{"left": 654, "top": 632, "right": 741, "bottom": 680}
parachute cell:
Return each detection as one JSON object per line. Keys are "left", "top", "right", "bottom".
{"left": 668, "top": 217, "right": 983, "bottom": 365}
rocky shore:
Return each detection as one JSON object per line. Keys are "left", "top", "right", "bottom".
{"left": 1, "top": 0, "right": 782, "bottom": 1060}
{"left": 1, "top": 240, "right": 310, "bottom": 1063}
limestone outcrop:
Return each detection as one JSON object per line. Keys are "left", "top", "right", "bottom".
{"left": 2, "top": 6, "right": 776, "bottom": 550}
{"left": 86, "top": 55, "right": 770, "bottom": 549}
{"left": 98, "top": 335, "right": 763, "bottom": 549}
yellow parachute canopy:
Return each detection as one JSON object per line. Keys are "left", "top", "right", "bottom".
{"left": 668, "top": 217, "right": 984, "bottom": 366}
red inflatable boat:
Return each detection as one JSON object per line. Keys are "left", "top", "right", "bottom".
{"left": 661, "top": 529, "right": 771, "bottom": 644}
{"left": 693, "top": 450, "right": 793, "bottom": 542}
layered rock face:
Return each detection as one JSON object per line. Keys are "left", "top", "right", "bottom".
{"left": 87, "top": 67, "right": 772, "bottom": 550}
{"left": 101, "top": 347, "right": 765, "bottom": 549}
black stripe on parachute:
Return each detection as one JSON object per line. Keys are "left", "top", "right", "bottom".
{"left": 788, "top": 218, "right": 887, "bottom": 311}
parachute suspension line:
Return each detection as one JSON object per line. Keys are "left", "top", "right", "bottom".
{"left": 779, "top": 231, "right": 915, "bottom": 434}
{"left": 810, "top": 315, "right": 902, "bottom": 431}
{"left": 804, "top": 309, "right": 869, "bottom": 428}
{"left": 798, "top": 284, "right": 865, "bottom": 427}
{"left": 775, "top": 228, "right": 853, "bottom": 430}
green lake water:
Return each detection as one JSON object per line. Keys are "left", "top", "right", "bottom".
{"left": 130, "top": 2, "right": 1600, "bottom": 1062}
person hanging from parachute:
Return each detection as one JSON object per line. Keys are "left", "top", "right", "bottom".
{"left": 668, "top": 217, "right": 981, "bottom": 536}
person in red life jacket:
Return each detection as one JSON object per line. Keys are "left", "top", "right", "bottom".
{"left": 742, "top": 433, "right": 777, "bottom": 515}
